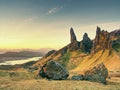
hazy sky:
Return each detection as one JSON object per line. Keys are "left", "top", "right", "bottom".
{"left": 0, "top": 0, "right": 120, "bottom": 49}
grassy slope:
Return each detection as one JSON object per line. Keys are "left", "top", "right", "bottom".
{"left": 0, "top": 71, "right": 120, "bottom": 90}
{"left": 71, "top": 49, "right": 120, "bottom": 75}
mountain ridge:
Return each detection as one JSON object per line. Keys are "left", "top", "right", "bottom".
{"left": 32, "top": 26, "right": 120, "bottom": 76}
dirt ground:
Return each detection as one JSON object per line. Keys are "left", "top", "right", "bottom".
{"left": 0, "top": 77, "right": 120, "bottom": 90}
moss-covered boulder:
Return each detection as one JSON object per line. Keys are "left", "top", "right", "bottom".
{"left": 39, "top": 60, "right": 69, "bottom": 80}
{"left": 84, "top": 63, "right": 108, "bottom": 84}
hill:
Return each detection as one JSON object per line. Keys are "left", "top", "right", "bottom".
{"left": 0, "top": 51, "right": 43, "bottom": 63}
{"left": 32, "top": 27, "right": 120, "bottom": 76}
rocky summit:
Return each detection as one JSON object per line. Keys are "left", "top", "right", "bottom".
{"left": 39, "top": 60, "right": 69, "bottom": 80}
{"left": 70, "top": 27, "right": 77, "bottom": 43}
{"left": 80, "top": 33, "right": 93, "bottom": 53}
{"left": 92, "top": 26, "right": 111, "bottom": 53}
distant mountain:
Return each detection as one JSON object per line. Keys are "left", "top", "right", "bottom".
{"left": 32, "top": 27, "right": 120, "bottom": 77}
{"left": 0, "top": 51, "right": 44, "bottom": 63}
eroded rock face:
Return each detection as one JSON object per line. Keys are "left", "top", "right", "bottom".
{"left": 109, "top": 29, "right": 120, "bottom": 38}
{"left": 39, "top": 60, "right": 69, "bottom": 80}
{"left": 92, "top": 27, "right": 111, "bottom": 53}
{"left": 80, "top": 33, "right": 92, "bottom": 53}
{"left": 84, "top": 63, "right": 108, "bottom": 84}
{"left": 70, "top": 27, "right": 77, "bottom": 43}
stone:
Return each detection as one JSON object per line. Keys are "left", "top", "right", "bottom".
{"left": 71, "top": 75, "right": 84, "bottom": 80}
{"left": 92, "top": 26, "right": 111, "bottom": 53}
{"left": 70, "top": 27, "right": 77, "bottom": 43}
{"left": 109, "top": 29, "right": 120, "bottom": 38}
{"left": 84, "top": 63, "right": 108, "bottom": 84}
{"left": 39, "top": 60, "right": 69, "bottom": 80}
{"left": 81, "top": 33, "right": 93, "bottom": 53}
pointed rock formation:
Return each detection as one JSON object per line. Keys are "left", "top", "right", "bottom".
{"left": 80, "top": 33, "right": 93, "bottom": 53}
{"left": 92, "top": 26, "right": 111, "bottom": 53}
{"left": 70, "top": 27, "right": 77, "bottom": 43}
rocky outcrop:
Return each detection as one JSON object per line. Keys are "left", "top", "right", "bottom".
{"left": 55, "top": 28, "right": 80, "bottom": 55}
{"left": 39, "top": 60, "right": 69, "bottom": 80}
{"left": 80, "top": 33, "right": 92, "bottom": 53}
{"left": 109, "top": 29, "right": 120, "bottom": 39}
{"left": 70, "top": 27, "right": 77, "bottom": 43}
{"left": 92, "top": 27, "right": 111, "bottom": 53}
{"left": 84, "top": 63, "right": 108, "bottom": 84}
{"left": 44, "top": 50, "right": 56, "bottom": 58}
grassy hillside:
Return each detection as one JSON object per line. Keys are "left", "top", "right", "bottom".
{"left": 0, "top": 70, "right": 120, "bottom": 90}
{"left": 70, "top": 49, "right": 120, "bottom": 76}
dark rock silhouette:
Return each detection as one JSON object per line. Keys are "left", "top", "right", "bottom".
{"left": 70, "top": 27, "right": 77, "bottom": 43}
{"left": 84, "top": 63, "right": 108, "bottom": 84}
{"left": 80, "top": 33, "right": 92, "bottom": 53}
{"left": 39, "top": 60, "right": 69, "bottom": 80}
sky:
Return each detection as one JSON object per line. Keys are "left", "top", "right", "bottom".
{"left": 0, "top": 0, "right": 120, "bottom": 50}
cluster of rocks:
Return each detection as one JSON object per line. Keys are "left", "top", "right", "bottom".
{"left": 71, "top": 63, "right": 108, "bottom": 84}
{"left": 39, "top": 60, "right": 108, "bottom": 84}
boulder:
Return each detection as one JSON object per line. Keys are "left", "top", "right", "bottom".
{"left": 39, "top": 60, "right": 69, "bottom": 80}
{"left": 84, "top": 63, "right": 108, "bottom": 84}
{"left": 71, "top": 75, "right": 84, "bottom": 80}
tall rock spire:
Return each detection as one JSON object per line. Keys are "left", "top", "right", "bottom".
{"left": 70, "top": 27, "right": 77, "bottom": 43}
{"left": 81, "top": 33, "right": 92, "bottom": 53}
{"left": 92, "top": 26, "right": 111, "bottom": 53}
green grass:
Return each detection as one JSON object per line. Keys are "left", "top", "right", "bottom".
{"left": 58, "top": 52, "right": 70, "bottom": 67}
{"left": 0, "top": 71, "right": 9, "bottom": 77}
{"left": 112, "top": 42, "right": 120, "bottom": 56}
{"left": 0, "top": 71, "right": 37, "bottom": 81}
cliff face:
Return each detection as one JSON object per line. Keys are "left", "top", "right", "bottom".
{"left": 109, "top": 29, "right": 120, "bottom": 39}
{"left": 80, "top": 33, "right": 93, "bottom": 53}
{"left": 92, "top": 27, "right": 111, "bottom": 53}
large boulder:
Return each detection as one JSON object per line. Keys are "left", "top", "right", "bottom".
{"left": 39, "top": 60, "right": 69, "bottom": 80}
{"left": 84, "top": 63, "right": 108, "bottom": 84}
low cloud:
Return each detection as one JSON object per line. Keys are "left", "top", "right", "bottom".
{"left": 47, "top": 6, "right": 63, "bottom": 15}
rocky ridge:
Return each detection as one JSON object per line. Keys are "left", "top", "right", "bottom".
{"left": 32, "top": 26, "right": 120, "bottom": 81}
